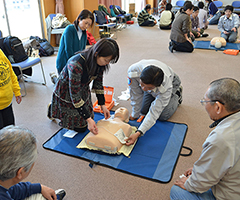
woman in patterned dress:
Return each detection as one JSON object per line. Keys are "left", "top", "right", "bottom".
{"left": 49, "top": 38, "right": 119, "bottom": 135}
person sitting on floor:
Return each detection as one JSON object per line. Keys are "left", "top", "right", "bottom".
{"left": 191, "top": 6, "right": 209, "bottom": 38}
{"left": 218, "top": 5, "right": 240, "bottom": 43}
{"left": 205, "top": 0, "right": 221, "bottom": 25}
{"left": 198, "top": 2, "right": 209, "bottom": 30}
{"left": 0, "top": 125, "right": 66, "bottom": 200}
{"left": 169, "top": 1, "right": 194, "bottom": 53}
{"left": 159, "top": 3, "right": 175, "bottom": 30}
{"left": 170, "top": 78, "right": 240, "bottom": 200}
{"left": 137, "top": 4, "right": 157, "bottom": 27}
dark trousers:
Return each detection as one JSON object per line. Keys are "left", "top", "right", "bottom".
{"left": 159, "top": 24, "right": 172, "bottom": 30}
{"left": 140, "top": 20, "right": 155, "bottom": 27}
{"left": 0, "top": 104, "right": 15, "bottom": 129}
{"left": 172, "top": 40, "right": 194, "bottom": 53}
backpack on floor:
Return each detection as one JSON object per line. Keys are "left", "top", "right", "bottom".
{"left": 3, "top": 36, "right": 28, "bottom": 63}
{"left": 30, "top": 36, "right": 54, "bottom": 57}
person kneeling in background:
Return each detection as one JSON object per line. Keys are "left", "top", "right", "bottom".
{"left": 191, "top": 6, "right": 209, "bottom": 38}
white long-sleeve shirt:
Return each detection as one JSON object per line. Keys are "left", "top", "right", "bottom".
{"left": 128, "top": 59, "right": 174, "bottom": 134}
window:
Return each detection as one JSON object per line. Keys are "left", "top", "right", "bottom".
{"left": 0, "top": 0, "right": 43, "bottom": 40}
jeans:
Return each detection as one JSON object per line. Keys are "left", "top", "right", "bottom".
{"left": 170, "top": 185, "right": 216, "bottom": 200}
{"left": 221, "top": 31, "right": 238, "bottom": 43}
{"left": 208, "top": 12, "right": 221, "bottom": 25}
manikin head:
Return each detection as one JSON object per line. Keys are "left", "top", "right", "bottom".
{"left": 114, "top": 107, "right": 129, "bottom": 123}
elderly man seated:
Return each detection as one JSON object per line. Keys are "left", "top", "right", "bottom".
{"left": 170, "top": 78, "right": 240, "bottom": 200}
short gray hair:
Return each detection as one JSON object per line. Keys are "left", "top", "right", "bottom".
{"left": 207, "top": 78, "right": 240, "bottom": 112}
{"left": 0, "top": 125, "right": 38, "bottom": 181}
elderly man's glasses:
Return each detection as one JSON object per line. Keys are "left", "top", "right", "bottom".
{"left": 200, "top": 99, "right": 225, "bottom": 106}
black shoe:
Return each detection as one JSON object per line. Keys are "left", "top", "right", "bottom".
{"left": 55, "top": 189, "right": 66, "bottom": 200}
{"left": 47, "top": 103, "right": 54, "bottom": 120}
{"left": 176, "top": 85, "right": 183, "bottom": 104}
{"left": 169, "top": 41, "right": 174, "bottom": 53}
{"left": 201, "top": 33, "right": 209, "bottom": 37}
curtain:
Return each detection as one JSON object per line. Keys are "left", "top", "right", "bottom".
{"left": 99, "top": 0, "right": 122, "bottom": 13}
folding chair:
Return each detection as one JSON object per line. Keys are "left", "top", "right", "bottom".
{"left": 232, "top": 1, "right": 240, "bottom": 14}
{"left": 93, "top": 10, "right": 117, "bottom": 39}
{"left": 11, "top": 57, "right": 46, "bottom": 97}
{"left": 213, "top": 1, "right": 224, "bottom": 13}
{"left": 173, "top": 1, "right": 185, "bottom": 13}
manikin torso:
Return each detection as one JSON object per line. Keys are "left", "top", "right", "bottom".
{"left": 85, "top": 117, "right": 132, "bottom": 152}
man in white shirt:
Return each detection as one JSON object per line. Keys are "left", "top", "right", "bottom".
{"left": 126, "top": 59, "right": 182, "bottom": 145}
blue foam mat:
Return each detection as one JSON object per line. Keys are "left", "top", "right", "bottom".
{"left": 43, "top": 112, "right": 188, "bottom": 183}
{"left": 193, "top": 40, "right": 240, "bottom": 51}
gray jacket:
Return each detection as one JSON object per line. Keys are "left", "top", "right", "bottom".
{"left": 170, "top": 12, "right": 190, "bottom": 43}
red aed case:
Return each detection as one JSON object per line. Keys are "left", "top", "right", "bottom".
{"left": 223, "top": 49, "right": 239, "bottom": 56}
{"left": 93, "top": 86, "right": 115, "bottom": 113}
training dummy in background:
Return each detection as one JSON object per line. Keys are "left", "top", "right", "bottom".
{"left": 84, "top": 107, "right": 134, "bottom": 154}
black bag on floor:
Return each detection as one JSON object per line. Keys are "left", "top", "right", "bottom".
{"left": 3, "top": 36, "right": 28, "bottom": 63}
{"left": 30, "top": 36, "right": 54, "bottom": 56}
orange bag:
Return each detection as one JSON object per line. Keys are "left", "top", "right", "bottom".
{"left": 93, "top": 86, "right": 115, "bottom": 113}
{"left": 223, "top": 49, "right": 239, "bottom": 56}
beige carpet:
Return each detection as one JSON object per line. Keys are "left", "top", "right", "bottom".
{"left": 12, "top": 20, "right": 240, "bottom": 200}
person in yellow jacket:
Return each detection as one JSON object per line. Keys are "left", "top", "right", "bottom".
{"left": 0, "top": 49, "right": 22, "bottom": 129}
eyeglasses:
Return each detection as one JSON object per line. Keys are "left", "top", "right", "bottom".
{"left": 200, "top": 99, "right": 225, "bottom": 106}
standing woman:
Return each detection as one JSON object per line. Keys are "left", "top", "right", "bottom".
{"left": 49, "top": 38, "right": 119, "bottom": 135}
{"left": 56, "top": 9, "right": 94, "bottom": 74}
{"left": 169, "top": 2, "right": 194, "bottom": 53}
{"left": 205, "top": 0, "right": 221, "bottom": 25}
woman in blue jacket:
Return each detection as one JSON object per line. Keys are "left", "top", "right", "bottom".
{"left": 56, "top": 9, "right": 94, "bottom": 74}
{"left": 205, "top": 0, "right": 221, "bottom": 25}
